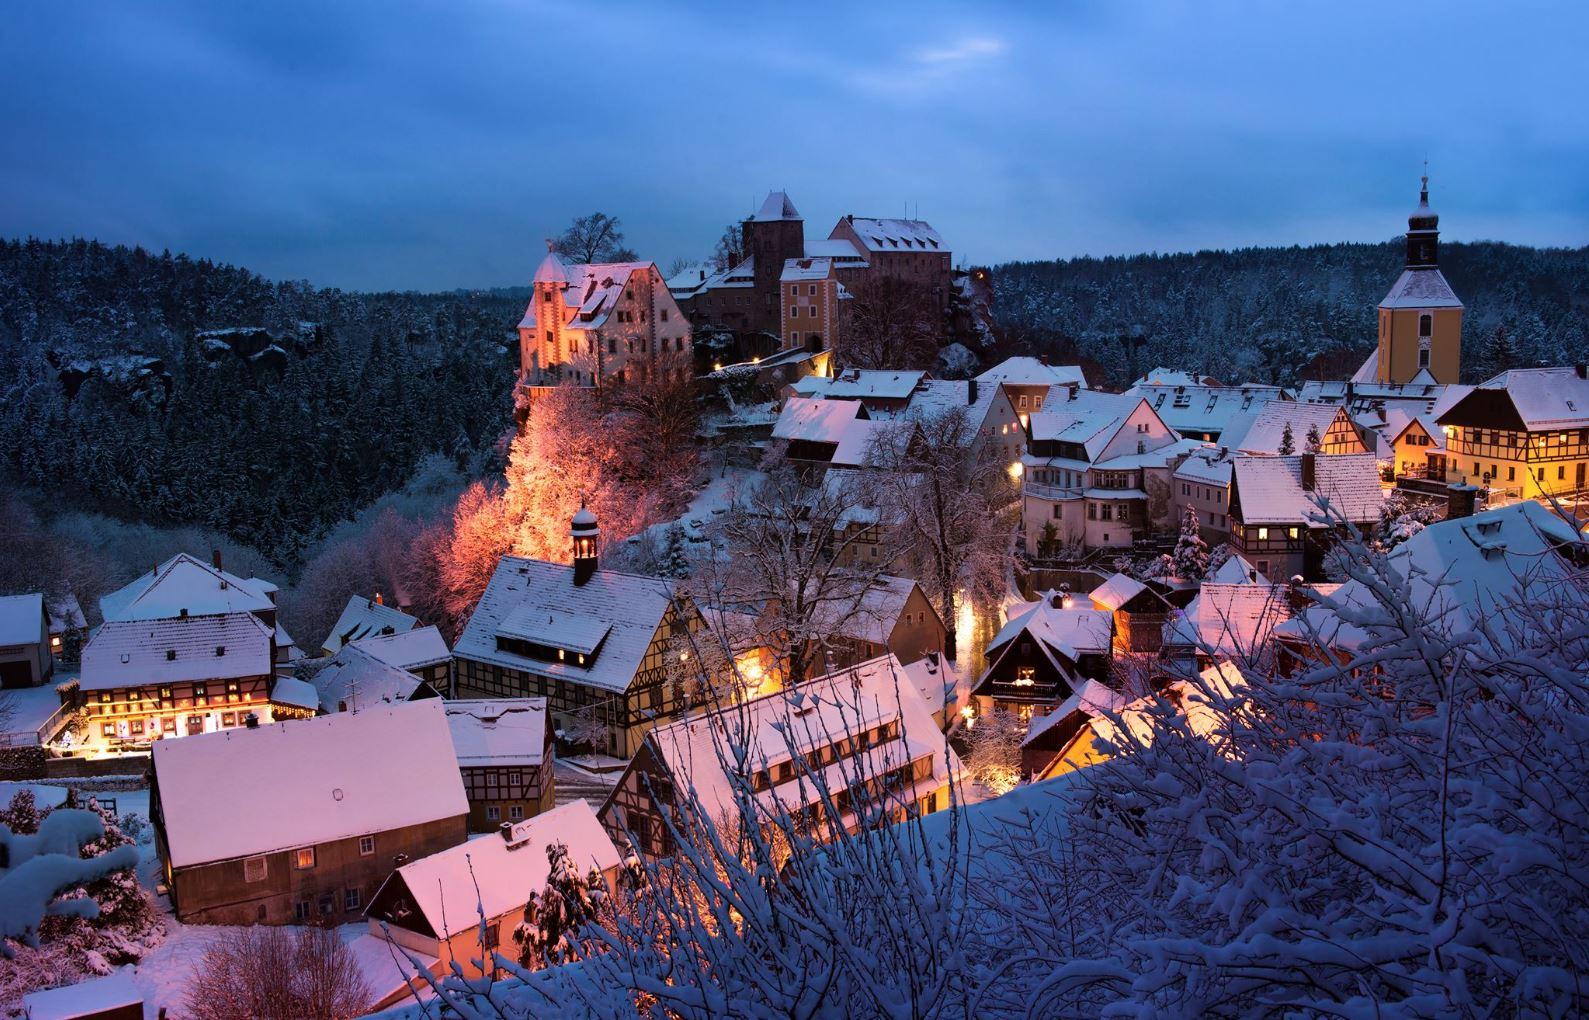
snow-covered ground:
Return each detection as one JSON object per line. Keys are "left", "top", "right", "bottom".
{"left": 0, "top": 676, "right": 75, "bottom": 745}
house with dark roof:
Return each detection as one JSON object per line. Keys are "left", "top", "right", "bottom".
{"left": 452, "top": 509, "right": 707, "bottom": 759}
{"left": 321, "top": 594, "right": 419, "bottom": 656}
{"left": 0, "top": 593, "right": 52, "bottom": 689}
{"left": 1434, "top": 365, "right": 1589, "bottom": 502}
{"left": 970, "top": 591, "right": 1114, "bottom": 720}
{"left": 1228, "top": 452, "right": 1384, "bottom": 582}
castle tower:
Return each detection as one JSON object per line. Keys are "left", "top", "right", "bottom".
{"left": 518, "top": 240, "right": 571, "bottom": 381}
{"left": 1374, "top": 175, "right": 1464, "bottom": 385}
{"left": 571, "top": 502, "right": 600, "bottom": 586}
{"left": 743, "top": 191, "right": 805, "bottom": 334}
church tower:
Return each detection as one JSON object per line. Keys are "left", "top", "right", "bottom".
{"left": 1374, "top": 175, "right": 1463, "bottom": 385}
{"left": 518, "top": 241, "right": 570, "bottom": 383}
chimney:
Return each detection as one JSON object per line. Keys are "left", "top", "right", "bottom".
{"left": 1300, "top": 451, "right": 1317, "bottom": 492}
{"left": 1445, "top": 482, "right": 1478, "bottom": 520}
{"left": 211, "top": 548, "right": 223, "bottom": 571}
{"left": 1248, "top": 569, "right": 1258, "bottom": 583}
{"left": 1285, "top": 579, "right": 1310, "bottom": 615}
{"left": 967, "top": 378, "right": 979, "bottom": 406}
{"left": 374, "top": 591, "right": 384, "bottom": 606}
{"left": 244, "top": 712, "right": 259, "bottom": 729}
{"left": 1577, "top": 363, "right": 1587, "bottom": 380}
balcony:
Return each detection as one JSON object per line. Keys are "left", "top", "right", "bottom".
{"left": 1023, "top": 482, "right": 1082, "bottom": 501}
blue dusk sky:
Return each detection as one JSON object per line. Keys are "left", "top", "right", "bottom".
{"left": 3, "top": 1, "right": 1586, "bottom": 292}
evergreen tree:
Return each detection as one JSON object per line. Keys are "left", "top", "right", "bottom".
{"left": 512, "top": 841, "right": 608, "bottom": 970}
{"left": 1170, "top": 504, "right": 1210, "bottom": 579}
{"left": 1304, "top": 424, "right": 1322, "bottom": 453}
{"left": 0, "top": 789, "right": 42, "bottom": 835}
{"left": 1279, "top": 422, "right": 1296, "bottom": 455}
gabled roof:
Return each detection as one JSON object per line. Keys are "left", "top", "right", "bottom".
{"left": 81, "top": 612, "right": 273, "bottom": 691}
{"left": 1174, "top": 446, "right": 1235, "bottom": 486}
{"left": 1088, "top": 573, "right": 1146, "bottom": 612}
{"left": 1379, "top": 267, "right": 1462, "bottom": 309}
{"left": 322, "top": 595, "right": 419, "bottom": 655}
{"left": 1027, "top": 391, "right": 1145, "bottom": 461}
{"left": 352, "top": 625, "right": 451, "bottom": 671}
{"left": 269, "top": 675, "right": 320, "bottom": 712}
{"left": 444, "top": 698, "right": 548, "bottom": 769}
{"left": 773, "top": 396, "right": 867, "bottom": 443}
{"left": 99, "top": 553, "right": 276, "bottom": 623}
{"left": 975, "top": 356, "right": 1087, "bottom": 389}
{"left": 307, "top": 642, "right": 429, "bottom": 713}
{"left": 635, "top": 654, "right": 957, "bottom": 822}
{"left": 1276, "top": 501, "right": 1586, "bottom": 655}
{"left": 804, "top": 573, "right": 931, "bottom": 647}
{"left": 803, "top": 238, "right": 866, "bottom": 262}
{"left": 153, "top": 700, "right": 466, "bottom": 868}
{"left": 987, "top": 598, "right": 1113, "bottom": 662}
{"left": 796, "top": 369, "right": 926, "bottom": 401}
{"left": 375, "top": 800, "right": 619, "bottom": 940}
{"left": 1133, "top": 368, "right": 1216, "bottom": 387}
{"left": 1231, "top": 454, "right": 1383, "bottom": 526}
{"left": 1439, "top": 367, "right": 1589, "bottom": 432}
{"left": 454, "top": 556, "right": 679, "bottom": 694}
{"left": 839, "top": 216, "right": 943, "bottom": 252}
{"left": 1129, "top": 382, "right": 1286, "bottom": 436}
{"left": 0, "top": 593, "right": 46, "bottom": 646}
{"left": 781, "top": 256, "right": 834, "bottom": 282}
{"left": 45, "top": 593, "right": 85, "bottom": 634}
{"left": 520, "top": 261, "right": 659, "bottom": 332}
{"left": 1209, "top": 551, "right": 1267, "bottom": 584}
{"left": 1165, "top": 584, "right": 1296, "bottom": 658}
{"left": 753, "top": 191, "right": 802, "bottom": 221}
{"left": 1221, "top": 400, "right": 1349, "bottom": 455}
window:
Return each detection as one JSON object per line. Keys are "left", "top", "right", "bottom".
{"left": 101, "top": 723, "right": 115, "bottom": 737}
{"left": 319, "top": 894, "right": 335, "bottom": 916}
{"left": 789, "top": 286, "right": 797, "bottom": 297}
{"left": 359, "top": 835, "right": 375, "bottom": 856}
{"left": 486, "top": 805, "right": 501, "bottom": 821}
{"left": 509, "top": 805, "right": 525, "bottom": 821}
{"left": 809, "top": 284, "right": 817, "bottom": 296}
{"left": 129, "top": 719, "right": 144, "bottom": 735}
{"left": 294, "top": 848, "right": 316, "bottom": 870}
{"left": 1419, "top": 348, "right": 1430, "bottom": 369}
{"left": 541, "top": 290, "right": 551, "bottom": 303}
{"left": 1419, "top": 313, "right": 1432, "bottom": 337}
{"left": 295, "top": 900, "right": 311, "bottom": 921}
{"left": 1508, "top": 466, "right": 1516, "bottom": 481}
{"left": 244, "top": 856, "right": 267, "bottom": 883}
{"left": 344, "top": 887, "right": 361, "bottom": 911}
{"left": 1052, "top": 504, "right": 1061, "bottom": 519}
{"left": 1257, "top": 527, "right": 1269, "bottom": 541}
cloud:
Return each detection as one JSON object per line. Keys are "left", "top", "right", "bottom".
{"left": 914, "top": 36, "right": 1006, "bottom": 64}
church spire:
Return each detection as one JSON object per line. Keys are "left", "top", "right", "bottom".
{"left": 1406, "top": 172, "right": 1439, "bottom": 267}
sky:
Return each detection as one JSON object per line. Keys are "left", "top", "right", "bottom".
{"left": 3, "top": 1, "right": 1587, "bottom": 292}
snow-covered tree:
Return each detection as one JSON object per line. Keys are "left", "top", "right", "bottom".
{"left": 1304, "top": 422, "right": 1322, "bottom": 453}
{"left": 512, "top": 841, "right": 609, "bottom": 971}
{"left": 963, "top": 706, "right": 1027, "bottom": 795}
{"left": 1169, "top": 504, "right": 1210, "bottom": 579}
{"left": 862, "top": 405, "right": 1017, "bottom": 657}
{"left": 0, "top": 809, "right": 139, "bottom": 956}
{"left": 0, "top": 789, "right": 41, "bottom": 836}
{"left": 1278, "top": 420, "right": 1296, "bottom": 455}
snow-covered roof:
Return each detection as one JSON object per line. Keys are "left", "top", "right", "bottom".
{"left": 666, "top": 261, "right": 713, "bottom": 295}
{"left": 22, "top": 969, "right": 143, "bottom": 1020}
{"left": 975, "top": 356, "right": 1087, "bottom": 389}
{"left": 0, "top": 593, "right": 45, "bottom": 646}
{"left": 830, "top": 417, "right": 889, "bottom": 467}
{"left": 1209, "top": 551, "right": 1267, "bottom": 584}
{"left": 444, "top": 698, "right": 548, "bottom": 769}
{"left": 803, "top": 238, "right": 866, "bottom": 262}
{"left": 1021, "top": 678, "right": 1126, "bottom": 748}
{"left": 987, "top": 598, "right": 1113, "bottom": 663}
{"left": 352, "top": 625, "right": 451, "bottom": 672}
{"left": 1129, "top": 382, "right": 1285, "bottom": 436}
{"left": 773, "top": 396, "right": 867, "bottom": 443}
{"left": 322, "top": 595, "right": 420, "bottom": 655}
{"left": 780, "top": 256, "right": 833, "bottom": 282}
{"left": 1350, "top": 348, "right": 1380, "bottom": 384}
{"left": 1379, "top": 267, "right": 1462, "bottom": 309}
{"left": 804, "top": 573, "right": 927, "bottom": 647}
{"left": 45, "top": 593, "right": 85, "bottom": 635}
{"left": 152, "top": 700, "right": 467, "bottom": 868}
{"left": 800, "top": 369, "right": 925, "bottom": 401}
{"left": 454, "top": 556, "right": 679, "bottom": 694}
{"left": 1133, "top": 368, "right": 1214, "bottom": 387}
{"left": 376, "top": 800, "right": 619, "bottom": 940}
{"left": 902, "top": 379, "right": 1008, "bottom": 433}
{"left": 901, "top": 653, "right": 957, "bottom": 718}
{"left": 99, "top": 553, "right": 277, "bottom": 623}
{"left": 1440, "top": 366, "right": 1589, "bottom": 432}
{"left": 753, "top": 191, "right": 802, "bottom": 221}
{"left": 1276, "top": 501, "right": 1586, "bottom": 655}
{"left": 1027, "top": 391, "right": 1144, "bottom": 461}
{"left": 1088, "top": 573, "right": 1147, "bottom": 612}
{"left": 1220, "top": 400, "right": 1346, "bottom": 455}
{"left": 840, "top": 216, "right": 944, "bottom": 252}
{"left": 1174, "top": 446, "right": 1235, "bottom": 486}
{"left": 269, "top": 675, "right": 320, "bottom": 712}
{"left": 307, "top": 642, "right": 428, "bottom": 713}
{"left": 532, "top": 246, "right": 569, "bottom": 286}
{"left": 1165, "top": 585, "right": 1295, "bottom": 657}
{"left": 80, "top": 612, "right": 273, "bottom": 691}
{"left": 638, "top": 653, "right": 958, "bottom": 823}
{"left": 520, "top": 261, "right": 659, "bottom": 332}
{"left": 1232, "top": 454, "right": 1384, "bottom": 526}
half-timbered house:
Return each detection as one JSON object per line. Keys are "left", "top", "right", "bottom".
{"left": 444, "top": 699, "right": 554, "bottom": 831}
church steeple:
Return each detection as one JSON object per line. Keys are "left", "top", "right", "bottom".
{"left": 1405, "top": 174, "right": 1440, "bottom": 267}
{"left": 571, "top": 501, "right": 600, "bottom": 586}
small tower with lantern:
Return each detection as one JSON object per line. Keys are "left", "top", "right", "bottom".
{"left": 1374, "top": 173, "right": 1464, "bottom": 385}
{"left": 571, "top": 502, "right": 599, "bottom": 586}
